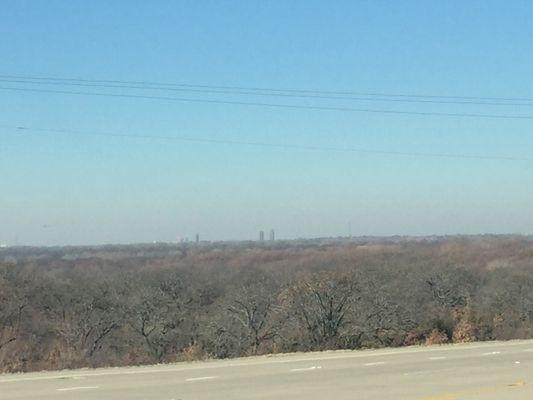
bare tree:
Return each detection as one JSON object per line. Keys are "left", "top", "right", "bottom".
{"left": 350, "top": 280, "right": 413, "bottom": 347}
{"left": 128, "top": 271, "right": 195, "bottom": 361}
{"left": 282, "top": 272, "right": 358, "bottom": 350}
{"left": 37, "top": 279, "right": 122, "bottom": 365}
{"left": 212, "top": 271, "right": 282, "bottom": 356}
{"left": 425, "top": 267, "right": 477, "bottom": 310}
{"left": 0, "top": 282, "right": 26, "bottom": 351}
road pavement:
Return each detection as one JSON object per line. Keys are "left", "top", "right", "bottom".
{"left": 2, "top": 339, "right": 533, "bottom": 399}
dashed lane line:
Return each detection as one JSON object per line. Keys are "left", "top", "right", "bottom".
{"left": 56, "top": 386, "right": 99, "bottom": 392}
{"left": 364, "top": 362, "right": 386, "bottom": 366}
{"left": 185, "top": 376, "right": 218, "bottom": 382}
{"left": 290, "top": 366, "right": 322, "bottom": 372}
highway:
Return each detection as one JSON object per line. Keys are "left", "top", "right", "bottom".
{"left": 2, "top": 340, "right": 533, "bottom": 400}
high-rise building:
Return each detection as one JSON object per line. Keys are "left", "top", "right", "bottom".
{"left": 269, "top": 229, "right": 275, "bottom": 241}
{"left": 259, "top": 231, "right": 265, "bottom": 241}
{"left": 195, "top": 234, "right": 199, "bottom": 244}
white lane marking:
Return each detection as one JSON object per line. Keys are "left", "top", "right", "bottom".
{"left": 429, "top": 356, "right": 446, "bottom": 360}
{"left": 403, "top": 370, "right": 429, "bottom": 376}
{"left": 58, "top": 376, "right": 85, "bottom": 381}
{"left": 3, "top": 340, "right": 533, "bottom": 383}
{"left": 185, "top": 376, "right": 218, "bottom": 382}
{"left": 290, "top": 366, "right": 322, "bottom": 372}
{"left": 404, "top": 367, "right": 456, "bottom": 377}
{"left": 56, "top": 386, "right": 98, "bottom": 392}
{"left": 482, "top": 351, "right": 501, "bottom": 356}
{"left": 364, "top": 362, "right": 386, "bottom": 366}
{"left": 515, "top": 361, "right": 521, "bottom": 364}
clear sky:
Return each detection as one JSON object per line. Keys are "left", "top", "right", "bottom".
{"left": 1, "top": 0, "right": 533, "bottom": 245}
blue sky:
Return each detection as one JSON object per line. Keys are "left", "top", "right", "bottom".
{"left": 1, "top": 0, "right": 533, "bottom": 245}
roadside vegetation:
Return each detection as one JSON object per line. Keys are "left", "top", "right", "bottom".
{"left": 1, "top": 236, "right": 533, "bottom": 373}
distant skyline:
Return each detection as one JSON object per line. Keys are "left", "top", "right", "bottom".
{"left": 1, "top": 0, "right": 533, "bottom": 245}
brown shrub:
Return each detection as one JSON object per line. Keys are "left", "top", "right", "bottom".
{"left": 425, "top": 329, "right": 449, "bottom": 345}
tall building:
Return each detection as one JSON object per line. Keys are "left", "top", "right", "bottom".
{"left": 259, "top": 231, "right": 265, "bottom": 241}
{"left": 269, "top": 229, "right": 275, "bottom": 241}
{"left": 195, "top": 234, "right": 199, "bottom": 244}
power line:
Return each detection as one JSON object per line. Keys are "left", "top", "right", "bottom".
{"left": 2, "top": 86, "right": 533, "bottom": 120}
{"left": 2, "top": 73, "right": 533, "bottom": 102}
{"left": 2, "top": 124, "right": 531, "bottom": 162}
{"left": 1, "top": 77, "right": 532, "bottom": 107}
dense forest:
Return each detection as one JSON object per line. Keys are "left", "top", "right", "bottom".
{"left": 1, "top": 236, "right": 533, "bottom": 373}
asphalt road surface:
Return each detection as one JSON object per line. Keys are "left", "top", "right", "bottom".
{"left": 2, "top": 340, "right": 533, "bottom": 400}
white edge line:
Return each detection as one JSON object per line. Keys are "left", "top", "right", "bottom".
{"left": 56, "top": 386, "right": 99, "bottom": 392}
{"left": 185, "top": 376, "right": 218, "bottom": 382}
{"left": 290, "top": 366, "right": 322, "bottom": 372}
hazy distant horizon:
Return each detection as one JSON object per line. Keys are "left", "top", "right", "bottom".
{"left": 2, "top": 231, "right": 532, "bottom": 248}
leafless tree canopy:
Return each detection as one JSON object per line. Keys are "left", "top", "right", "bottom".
{"left": 1, "top": 236, "right": 533, "bottom": 372}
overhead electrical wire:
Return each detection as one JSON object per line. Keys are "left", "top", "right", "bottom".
{"left": 1, "top": 73, "right": 533, "bottom": 102}
{"left": 1, "top": 124, "right": 531, "bottom": 162}
{"left": 0, "top": 77, "right": 532, "bottom": 107}
{"left": 2, "top": 86, "right": 533, "bottom": 120}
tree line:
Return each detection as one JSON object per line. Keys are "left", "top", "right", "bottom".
{"left": 1, "top": 237, "right": 533, "bottom": 373}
